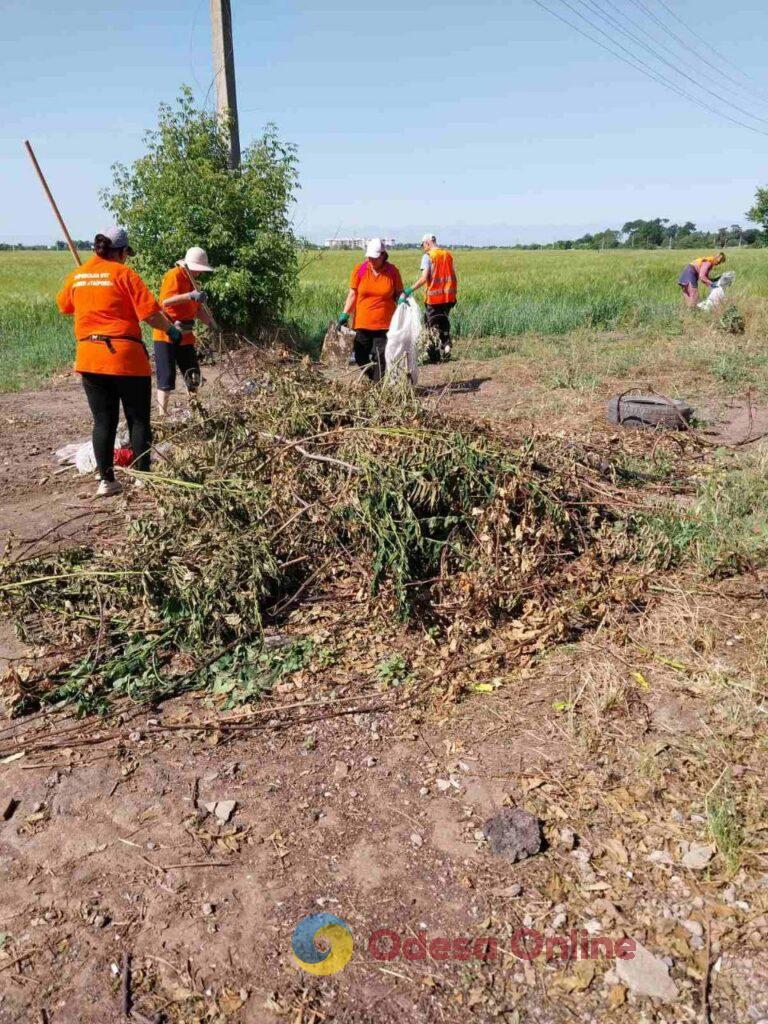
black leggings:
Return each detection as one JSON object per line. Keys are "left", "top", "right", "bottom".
{"left": 81, "top": 373, "right": 152, "bottom": 480}
{"left": 354, "top": 329, "right": 387, "bottom": 382}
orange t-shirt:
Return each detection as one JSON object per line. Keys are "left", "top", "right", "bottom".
{"left": 56, "top": 255, "right": 160, "bottom": 376}
{"left": 349, "top": 260, "right": 403, "bottom": 331}
{"left": 152, "top": 266, "right": 200, "bottom": 346}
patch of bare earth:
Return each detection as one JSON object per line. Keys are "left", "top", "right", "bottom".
{"left": 0, "top": 350, "right": 767, "bottom": 1023}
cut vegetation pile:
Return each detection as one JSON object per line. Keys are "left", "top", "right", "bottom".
{"left": 0, "top": 357, "right": 731, "bottom": 716}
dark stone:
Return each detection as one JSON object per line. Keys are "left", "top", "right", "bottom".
{"left": 482, "top": 807, "right": 542, "bottom": 863}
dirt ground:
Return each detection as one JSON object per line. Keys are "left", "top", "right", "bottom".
{"left": 1, "top": 355, "right": 767, "bottom": 1024}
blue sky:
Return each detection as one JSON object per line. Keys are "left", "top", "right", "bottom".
{"left": 2, "top": 0, "right": 767, "bottom": 245}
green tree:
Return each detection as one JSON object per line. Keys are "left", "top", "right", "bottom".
{"left": 747, "top": 187, "right": 768, "bottom": 228}
{"left": 101, "top": 87, "right": 299, "bottom": 330}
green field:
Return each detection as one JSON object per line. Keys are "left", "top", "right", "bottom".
{"left": 2, "top": 247, "right": 767, "bottom": 393}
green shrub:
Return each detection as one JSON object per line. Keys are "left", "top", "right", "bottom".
{"left": 101, "top": 87, "right": 298, "bottom": 331}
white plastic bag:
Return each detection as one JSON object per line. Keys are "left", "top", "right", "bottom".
{"left": 55, "top": 430, "right": 130, "bottom": 475}
{"left": 697, "top": 270, "right": 735, "bottom": 312}
{"left": 385, "top": 301, "right": 421, "bottom": 385}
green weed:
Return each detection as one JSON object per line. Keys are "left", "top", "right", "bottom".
{"left": 706, "top": 782, "right": 745, "bottom": 872}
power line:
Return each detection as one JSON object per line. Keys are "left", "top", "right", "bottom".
{"left": 572, "top": 0, "right": 768, "bottom": 127}
{"left": 530, "top": 0, "right": 768, "bottom": 138}
{"left": 627, "top": 0, "right": 768, "bottom": 107}
{"left": 653, "top": 0, "right": 768, "bottom": 101}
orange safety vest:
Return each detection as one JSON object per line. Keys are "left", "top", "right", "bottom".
{"left": 425, "top": 247, "right": 457, "bottom": 305}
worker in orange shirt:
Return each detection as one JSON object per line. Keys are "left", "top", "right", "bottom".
{"left": 338, "top": 238, "right": 404, "bottom": 381}
{"left": 399, "top": 233, "right": 458, "bottom": 362}
{"left": 152, "top": 246, "right": 219, "bottom": 416}
{"left": 56, "top": 227, "right": 182, "bottom": 497}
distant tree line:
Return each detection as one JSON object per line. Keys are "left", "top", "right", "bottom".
{"left": 0, "top": 240, "right": 92, "bottom": 252}
{"left": 515, "top": 220, "right": 762, "bottom": 251}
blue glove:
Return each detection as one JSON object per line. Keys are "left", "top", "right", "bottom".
{"left": 167, "top": 323, "right": 183, "bottom": 344}
{"left": 709, "top": 280, "right": 719, "bottom": 289}
{"left": 338, "top": 312, "right": 350, "bottom": 326}
{"left": 190, "top": 290, "right": 206, "bottom": 302}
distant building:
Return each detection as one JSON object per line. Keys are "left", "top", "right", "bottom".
{"left": 325, "top": 238, "right": 366, "bottom": 250}
{"left": 325, "top": 237, "right": 397, "bottom": 250}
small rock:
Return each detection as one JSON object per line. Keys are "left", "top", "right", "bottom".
{"left": 473, "top": 829, "right": 486, "bottom": 842}
{"left": 31, "top": 802, "right": 43, "bottom": 814}
{"left": 616, "top": 940, "right": 678, "bottom": 1001}
{"left": 491, "top": 883, "right": 522, "bottom": 898}
{"left": 436, "top": 778, "right": 452, "bottom": 792}
{"left": 410, "top": 833, "right": 423, "bottom": 848}
{"left": 205, "top": 800, "right": 237, "bottom": 824}
{"left": 552, "top": 912, "right": 567, "bottom": 929}
{"left": 128, "top": 731, "right": 142, "bottom": 742}
{"left": 681, "top": 842, "right": 715, "bottom": 870}
{"left": 648, "top": 849, "right": 674, "bottom": 866}
{"left": 333, "top": 761, "right": 350, "bottom": 781}
{"left": 584, "top": 918, "right": 602, "bottom": 935}
{"left": 419, "top": 786, "right": 429, "bottom": 797}
{"left": 558, "top": 827, "right": 576, "bottom": 850}
{"left": 682, "top": 919, "right": 704, "bottom": 938}
{"left": 482, "top": 808, "right": 542, "bottom": 864}
{"left": 202, "top": 903, "right": 215, "bottom": 916}
{"left": 363, "top": 756, "right": 377, "bottom": 768}
{"left": 670, "top": 809, "right": 685, "bottom": 823}
{"left": 146, "top": 841, "right": 157, "bottom": 851}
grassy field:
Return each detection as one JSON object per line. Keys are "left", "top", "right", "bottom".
{"left": 2, "top": 246, "right": 767, "bottom": 393}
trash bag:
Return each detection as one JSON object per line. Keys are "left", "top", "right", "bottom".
{"left": 321, "top": 322, "right": 356, "bottom": 367}
{"left": 698, "top": 271, "right": 735, "bottom": 312}
{"left": 55, "top": 431, "right": 131, "bottom": 475}
{"left": 385, "top": 301, "right": 421, "bottom": 385}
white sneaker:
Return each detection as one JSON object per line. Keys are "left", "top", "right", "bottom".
{"left": 96, "top": 479, "right": 123, "bottom": 498}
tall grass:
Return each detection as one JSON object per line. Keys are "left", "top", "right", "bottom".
{"left": 287, "top": 247, "right": 768, "bottom": 356}
{"left": 3, "top": 247, "right": 768, "bottom": 392}
{"left": 0, "top": 251, "right": 77, "bottom": 393}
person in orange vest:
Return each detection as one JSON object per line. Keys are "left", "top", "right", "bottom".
{"left": 678, "top": 252, "right": 725, "bottom": 308}
{"left": 338, "top": 238, "right": 404, "bottom": 381}
{"left": 56, "top": 227, "right": 182, "bottom": 497}
{"left": 400, "top": 233, "right": 458, "bottom": 362}
{"left": 152, "top": 246, "right": 219, "bottom": 416}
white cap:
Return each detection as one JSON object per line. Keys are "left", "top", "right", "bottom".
{"left": 421, "top": 233, "right": 437, "bottom": 245}
{"left": 365, "top": 237, "right": 384, "bottom": 259}
{"left": 177, "top": 246, "right": 215, "bottom": 272}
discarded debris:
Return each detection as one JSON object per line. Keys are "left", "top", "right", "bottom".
{"left": 2, "top": 798, "right": 20, "bottom": 822}
{"left": 482, "top": 807, "right": 542, "bottom": 863}
{"left": 607, "top": 393, "right": 693, "bottom": 431}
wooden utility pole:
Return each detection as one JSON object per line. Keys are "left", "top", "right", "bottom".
{"left": 210, "top": 0, "right": 241, "bottom": 169}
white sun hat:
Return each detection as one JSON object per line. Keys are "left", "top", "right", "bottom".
{"left": 365, "top": 237, "right": 384, "bottom": 259}
{"left": 421, "top": 233, "right": 437, "bottom": 244}
{"left": 178, "top": 246, "right": 215, "bottom": 272}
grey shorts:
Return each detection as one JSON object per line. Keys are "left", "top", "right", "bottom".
{"left": 678, "top": 265, "right": 699, "bottom": 288}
